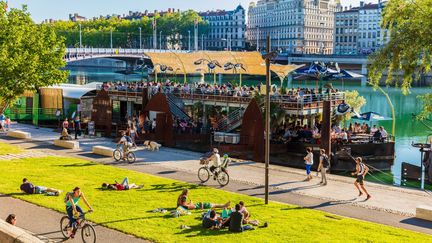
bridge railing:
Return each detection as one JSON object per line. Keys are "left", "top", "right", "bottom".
{"left": 65, "top": 48, "right": 190, "bottom": 57}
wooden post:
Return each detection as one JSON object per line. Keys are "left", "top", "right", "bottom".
{"left": 265, "top": 35, "right": 271, "bottom": 205}
{"left": 321, "top": 100, "right": 331, "bottom": 158}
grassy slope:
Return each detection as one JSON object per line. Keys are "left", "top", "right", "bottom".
{"left": 0, "top": 142, "right": 23, "bottom": 155}
{"left": 0, "top": 156, "right": 429, "bottom": 243}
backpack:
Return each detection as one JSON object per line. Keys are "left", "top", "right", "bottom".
{"left": 322, "top": 155, "right": 330, "bottom": 168}
{"left": 64, "top": 192, "right": 73, "bottom": 204}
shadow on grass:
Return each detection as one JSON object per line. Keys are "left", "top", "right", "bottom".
{"left": 95, "top": 217, "right": 151, "bottom": 225}
{"left": 56, "top": 162, "right": 97, "bottom": 167}
{"left": 250, "top": 184, "right": 321, "bottom": 197}
{"left": 143, "top": 182, "right": 200, "bottom": 193}
{"left": 175, "top": 223, "right": 239, "bottom": 238}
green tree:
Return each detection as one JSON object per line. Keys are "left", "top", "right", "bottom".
{"left": 0, "top": 3, "right": 68, "bottom": 111}
{"left": 368, "top": 0, "right": 432, "bottom": 120}
{"left": 338, "top": 90, "right": 367, "bottom": 122}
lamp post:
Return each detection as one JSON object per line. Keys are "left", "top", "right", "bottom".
{"left": 139, "top": 27, "right": 142, "bottom": 49}
{"left": 79, "top": 23, "right": 82, "bottom": 48}
{"left": 201, "top": 34, "right": 204, "bottom": 50}
{"left": 160, "top": 31, "right": 162, "bottom": 50}
{"left": 277, "top": 30, "right": 280, "bottom": 51}
{"left": 320, "top": 22, "right": 325, "bottom": 54}
{"left": 188, "top": 31, "right": 191, "bottom": 51}
{"left": 256, "top": 27, "right": 259, "bottom": 51}
{"left": 110, "top": 28, "right": 113, "bottom": 50}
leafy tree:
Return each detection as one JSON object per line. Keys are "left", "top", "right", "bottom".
{"left": 337, "top": 90, "right": 366, "bottom": 123}
{"left": 368, "top": 0, "right": 432, "bottom": 120}
{"left": 0, "top": 3, "right": 68, "bottom": 112}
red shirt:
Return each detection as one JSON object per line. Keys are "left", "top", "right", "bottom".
{"left": 115, "top": 184, "right": 125, "bottom": 190}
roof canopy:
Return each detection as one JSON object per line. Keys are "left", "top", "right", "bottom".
{"left": 144, "top": 51, "right": 302, "bottom": 76}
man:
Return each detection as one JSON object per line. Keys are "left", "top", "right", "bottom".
{"left": 370, "top": 125, "right": 378, "bottom": 134}
{"left": 208, "top": 148, "right": 221, "bottom": 178}
{"left": 317, "top": 149, "right": 330, "bottom": 185}
{"left": 72, "top": 116, "right": 81, "bottom": 140}
{"left": 0, "top": 113, "right": 5, "bottom": 131}
{"left": 202, "top": 210, "right": 229, "bottom": 229}
{"left": 303, "top": 147, "right": 314, "bottom": 181}
{"left": 118, "top": 131, "right": 132, "bottom": 160}
{"left": 229, "top": 204, "right": 245, "bottom": 232}
{"left": 351, "top": 157, "right": 371, "bottom": 200}
{"left": 20, "top": 178, "right": 61, "bottom": 196}
{"left": 177, "top": 188, "right": 230, "bottom": 210}
{"left": 379, "top": 126, "right": 388, "bottom": 140}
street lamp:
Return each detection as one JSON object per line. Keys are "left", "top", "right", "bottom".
{"left": 110, "top": 28, "right": 113, "bottom": 49}
{"left": 160, "top": 31, "right": 162, "bottom": 50}
{"left": 139, "top": 27, "right": 142, "bottom": 49}
{"left": 188, "top": 30, "right": 191, "bottom": 51}
{"left": 201, "top": 34, "right": 204, "bottom": 51}
{"left": 320, "top": 22, "right": 325, "bottom": 54}
{"left": 79, "top": 23, "right": 82, "bottom": 48}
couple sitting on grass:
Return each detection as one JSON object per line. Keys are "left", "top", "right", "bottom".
{"left": 101, "top": 177, "right": 143, "bottom": 191}
{"left": 202, "top": 203, "right": 257, "bottom": 232}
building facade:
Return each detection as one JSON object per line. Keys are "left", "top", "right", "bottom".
{"left": 199, "top": 5, "right": 246, "bottom": 51}
{"left": 247, "top": 0, "right": 340, "bottom": 54}
{"left": 334, "top": 1, "right": 388, "bottom": 55}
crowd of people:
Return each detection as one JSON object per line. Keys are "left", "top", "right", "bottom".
{"left": 100, "top": 80, "right": 343, "bottom": 104}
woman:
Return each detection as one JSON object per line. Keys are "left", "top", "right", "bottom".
{"left": 5, "top": 214, "right": 16, "bottom": 226}
{"left": 304, "top": 147, "right": 314, "bottom": 181}
{"left": 130, "top": 124, "right": 137, "bottom": 146}
{"left": 65, "top": 187, "right": 93, "bottom": 239}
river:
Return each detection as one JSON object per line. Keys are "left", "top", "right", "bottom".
{"left": 66, "top": 66, "right": 432, "bottom": 186}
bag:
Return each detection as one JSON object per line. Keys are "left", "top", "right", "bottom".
{"left": 64, "top": 192, "right": 73, "bottom": 204}
{"left": 323, "top": 155, "right": 330, "bottom": 168}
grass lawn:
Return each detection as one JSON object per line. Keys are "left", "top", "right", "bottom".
{"left": 0, "top": 156, "right": 430, "bottom": 242}
{"left": 0, "top": 142, "right": 23, "bottom": 155}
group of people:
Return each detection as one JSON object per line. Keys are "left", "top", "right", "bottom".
{"left": 303, "top": 148, "right": 371, "bottom": 200}
{"left": 177, "top": 189, "right": 259, "bottom": 232}
{"left": 331, "top": 123, "right": 388, "bottom": 143}
{"left": 59, "top": 116, "right": 82, "bottom": 140}
{"left": 0, "top": 113, "right": 11, "bottom": 132}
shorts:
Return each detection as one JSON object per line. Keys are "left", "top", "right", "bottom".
{"left": 305, "top": 164, "right": 312, "bottom": 175}
{"left": 356, "top": 175, "right": 364, "bottom": 185}
{"left": 35, "top": 186, "right": 47, "bottom": 194}
{"left": 195, "top": 202, "right": 212, "bottom": 209}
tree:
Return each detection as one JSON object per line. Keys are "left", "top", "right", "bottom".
{"left": 0, "top": 3, "right": 68, "bottom": 111}
{"left": 368, "top": 0, "right": 432, "bottom": 120}
{"left": 337, "top": 90, "right": 366, "bottom": 123}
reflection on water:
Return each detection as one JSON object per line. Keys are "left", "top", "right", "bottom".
{"left": 66, "top": 66, "right": 432, "bottom": 185}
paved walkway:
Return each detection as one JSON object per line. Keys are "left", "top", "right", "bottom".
{"left": 1, "top": 124, "right": 432, "bottom": 236}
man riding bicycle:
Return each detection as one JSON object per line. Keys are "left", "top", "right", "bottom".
{"left": 65, "top": 187, "right": 93, "bottom": 239}
{"left": 208, "top": 148, "right": 221, "bottom": 177}
{"left": 118, "top": 131, "right": 132, "bottom": 160}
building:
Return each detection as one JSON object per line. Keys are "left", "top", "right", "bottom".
{"left": 69, "top": 13, "right": 86, "bottom": 22}
{"left": 199, "top": 5, "right": 246, "bottom": 51}
{"left": 247, "top": 0, "right": 340, "bottom": 54}
{"left": 334, "top": 1, "right": 388, "bottom": 55}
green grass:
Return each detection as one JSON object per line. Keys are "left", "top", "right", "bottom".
{"left": 0, "top": 142, "right": 23, "bottom": 155}
{"left": 0, "top": 156, "right": 430, "bottom": 242}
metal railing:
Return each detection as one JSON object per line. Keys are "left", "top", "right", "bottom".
{"left": 216, "top": 107, "right": 245, "bottom": 132}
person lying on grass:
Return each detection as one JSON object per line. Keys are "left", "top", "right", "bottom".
{"left": 101, "top": 177, "right": 143, "bottom": 191}
{"left": 177, "top": 188, "right": 230, "bottom": 210}
{"left": 20, "top": 178, "right": 61, "bottom": 196}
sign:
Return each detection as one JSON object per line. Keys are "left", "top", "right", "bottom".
{"left": 88, "top": 121, "right": 95, "bottom": 136}
{"left": 55, "top": 109, "right": 61, "bottom": 117}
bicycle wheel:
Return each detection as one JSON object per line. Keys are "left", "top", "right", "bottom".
{"left": 127, "top": 152, "right": 136, "bottom": 163}
{"left": 198, "top": 167, "right": 210, "bottom": 183}
{"left": 113, "top": 149, "right": 122, "bottom": 161}
{"left": 217, "top": 171, "right": 230, "bottom": 186}
{"left": 59, "top": 216, "right": 70, "bottom": 239}
{"left": 81, "top": 223, "right": 96, "bottom": 243}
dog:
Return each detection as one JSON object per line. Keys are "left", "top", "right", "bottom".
{"left": 143, "top": 140, "right": 161, "bottom": 151}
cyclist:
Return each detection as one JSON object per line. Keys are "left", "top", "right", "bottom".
{"left": 208, "top": 148, "right": 221, "bottom": 178}
{"left": 65, "top": 187, "right": 93, "bottom": 238}
{"left": 118, "top": 131, "right": 132, "bottom": 160}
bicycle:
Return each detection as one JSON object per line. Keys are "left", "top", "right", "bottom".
{"left": 113, "top": 144, "right": 136, "bottom": 163}
{"left": 198, "top": 158, "right": 230, "bottom": 186}
{"left": 60, "top": 211, "right": 96, "bottom": 243}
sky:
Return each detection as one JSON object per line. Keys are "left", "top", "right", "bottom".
{"left": 8, "top": 0, "right": 375, "bottom": 23}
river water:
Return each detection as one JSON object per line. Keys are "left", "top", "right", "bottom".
{"left": 66, "top": 66, "right": 432, "bottom": 185}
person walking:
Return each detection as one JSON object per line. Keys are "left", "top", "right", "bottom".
{"left": 351, "top": 157, "right": 371, "bottom": 200}
{"left": 318, "top": 149, "right": 330, "bottom": 185}
{"left": 303, "top": 147, "right": 314, "bottom": 181}
{"left": 72, "top": 116, "right": 81, "bottom": 140}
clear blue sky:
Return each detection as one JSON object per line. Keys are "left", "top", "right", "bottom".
{"left": 9, "top": 0, "right": 371, "bottom": 23}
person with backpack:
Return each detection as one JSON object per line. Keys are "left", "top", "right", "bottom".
{"left": 318, "top": 149, "right": 330, "bottom": 185}
{"left": 65, "top": 187, "right": 93, "bottom": 239}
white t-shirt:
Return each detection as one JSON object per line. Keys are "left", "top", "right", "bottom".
{"left": 212, "top": 153, "right": 221, "bottom": 167}
{"left": 305, "top": 152, "right": 314, "bottom": 165}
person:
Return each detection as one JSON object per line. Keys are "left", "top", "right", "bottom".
{"left": 229, "top": 204, "right": 245, "bottom": 232}
{"left": 62, "top": 118, "right": 69, "bottom": 131}
{"left": 238, "top": 201, "right": 259, "bottom": 226}
{"left": 317, "top": 149, "right": 330, "bottom": 185}
{"left": 304, "top": 147, "right": 314, "bottom": 181}
{"left": 65, "top": 187, "right": 93, "bottom": 239}
{"left": 72, "top": 116, "right": 81, "bottom": 140}
{"left": 101, "top": 177, "right": 143, "bottom": 190}
{"left": 208, "top": 148, "right": 221, "bottom": 177}
{"left": 177, "top": 189, "right": 230, "bottom": 210}
{"left": 0, "top": 113, "right": 5, "bottom": 131}
{"left": 5, "top": 214, "right": 16, "bottom": 226}
{"left": 151, "top": 118, "right": 157, "bottom": 132}
{"left": 351, "top": 157, "right": 371, "bottom": 200}
{"left": 20, "top": 178, "right": 61, "bottom": 196}
{"left": 60, "top": 127, "right": 72, "bottom": 140}
{"left": 202, "top": 210, "right": 229, "bottom": 229}
{"left": 130, "top": 124, "right": 137, "bottom": 146}
{"left": 4, "top": 116, "right": 11, "bottom": 131}
{"left": 379, "top": 126, "right": 388, "bottom": 140}
{"left": 370, "top": 125, "right": 378, "bottom": 134}
{"left": 118, "top": 131, "right": 132, "bottom": 160}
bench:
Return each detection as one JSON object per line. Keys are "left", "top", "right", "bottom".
{"left": 92, "top": 146, "right": 114, "bottom": 157}
{"left": 6, "top": 131, "right": 31, "bottom": 139}
{"left": 416, "top": 205, "right": 432, "bottom": 221}
{"left": 53, "top": 139, "right": 79, "bottom": 149}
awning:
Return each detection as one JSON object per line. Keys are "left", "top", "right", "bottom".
{"left": 48, "top": 84, "right": 97, "bottom": 100}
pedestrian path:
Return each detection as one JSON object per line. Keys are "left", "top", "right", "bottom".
{"left": 0, "top": 151, "right": 57, "bottom": 160}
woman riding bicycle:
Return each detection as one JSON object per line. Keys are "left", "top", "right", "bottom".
{"left": 65, "top": 187, "right": 93, "bottom": 238}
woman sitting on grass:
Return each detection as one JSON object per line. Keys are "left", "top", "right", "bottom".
{"left": 177, "top": 188, "right": 230, "bottom": 210}
{"left": 101, "top": 177, "right": 143, "bottom": 191}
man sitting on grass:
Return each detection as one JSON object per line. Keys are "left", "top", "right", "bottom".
{"left": 229, "top": 204, "right": 255, "bottom": 232}
{"left": 238, "top": 201, "right": 259, "bottom": 226}
{"left": 202, "top": 210, "right": 230, "bottom": 230}
{"left": 177, "top": 188, "right": 230, "bottom": 210}
{"left": 101, "top": 177, "right": 143, "bottom": 191}
{"left": 20, "top": 178, "right": 61, "bottom": 196}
